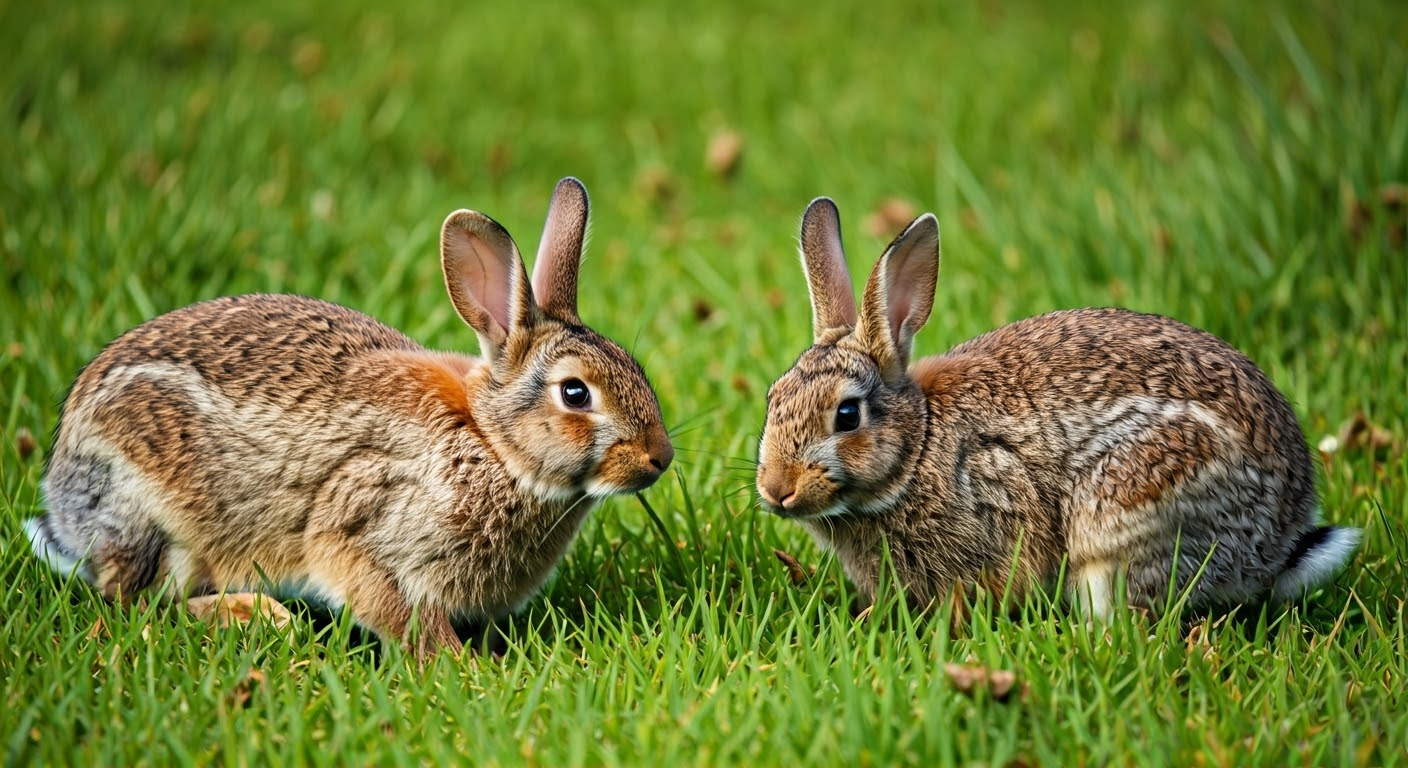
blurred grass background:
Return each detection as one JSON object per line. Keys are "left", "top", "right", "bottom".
{"left": 1, "top": 0, "right": 1405, "bottom": 765}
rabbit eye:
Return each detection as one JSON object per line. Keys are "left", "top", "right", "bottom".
{"left": 835, "top": 399, "right": 862, "bottom": 432}
{"left": 561, "top": 379, "right": 591, "bottom": 409}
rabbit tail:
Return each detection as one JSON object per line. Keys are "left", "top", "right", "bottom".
{"left": 1272, "top": 525, "right": 1362, "bottom": 599}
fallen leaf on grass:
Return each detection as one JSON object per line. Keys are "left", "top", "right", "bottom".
{"left": 633, "top": 164, "right": 677, "bottom": 205}
{"left": 187, "top": 593, "right": 293, "bottom": 629}
{"left": 944, "top": 662, "right": 985, "bottom": 691}
{"left": 1321, "top": 411, "right": 1397, "bottom": 463}
{"left": 485, "top": 142, "right": 512, "bottom": 181}
{"left": 290, "top": 37, "right": 326, "bottom": 77}
{"left": 16, "top": 427, "right": 36, "bottom": 460}
{"left": 944, "top": 662, "right": 1027, "bottom": 702}
{"left": 863, "top": 198, "right": 918, "bottom": 238}
{"left": 774, "top": 549, "right": 809, "bottom": 586}
{"left": 1345, "top": 182, "right": 1407, "bottom": 247}
{"left": 705, "top": 130, "right": 744, "bottom": 179}
{"left": 227, "top": 669, "right": 267, "bottom": 708}
{"left": 987, "top": 669, "right": 1018, "bottom": 699}
{"left": 1184, "top": 621, "right": 1220, "bottom": 665}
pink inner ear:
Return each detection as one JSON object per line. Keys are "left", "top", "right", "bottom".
{"left": 888, "top": 288, "right": 913, "bottom": 342}
{"left": 885, "top": 253, "right": 926, "bottom": 341}
{"left": 449, "top": 227, "right": 514, "bottom": 332}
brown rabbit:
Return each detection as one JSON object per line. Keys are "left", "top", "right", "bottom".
{"left": 26, "top": 178, "right": 674, "bottom": 657}
{"left": 756, "top": 197, "right": 1359, "bottom": 620}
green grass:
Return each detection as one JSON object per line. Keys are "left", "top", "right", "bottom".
{"left": 3, "top": 0, "right": 1405, "bottom": 764}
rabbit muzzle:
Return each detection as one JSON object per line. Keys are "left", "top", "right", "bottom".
{"left": 590, "top": 423, "right": 674, "bottom": 495}
{"left": 757, "top": 462, "right": 842, "bottom": 519}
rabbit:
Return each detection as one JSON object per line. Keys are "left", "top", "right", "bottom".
{"left": 25, "top": 177, "right": 674, "bottom": 658}
{"left": 755, "top": 197, "right": 1360, "bottom": 621}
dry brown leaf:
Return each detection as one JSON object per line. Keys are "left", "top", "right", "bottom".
{"left": 16, "top": 427, "right": 36, "bottom": 461}
{"left": 863, "top": 198, "right": 918, "bottom": 238}
{"left": 291, "top": 38, "right": 326, "bottom": 76}
{"left": 1154, "top": 224, "right": 1172, "bottom": 254}
{"left": 988, "top": 669, "right": 1018, "bottom": 700}
{"left": 959, "top": 206, "right": 983, "bottom": 233}
{"left": 187, "top": 593, "right": 293, "bottom": 629}
{"left": 5, "top": 342, "right": 21, "bottom": 358}
{"left": 485, "top": 142, "right": 512, "bottom": 181}
{"left": 705, "top": 130, "right": 744, "bottom": 179}
{"left": 1184, "top": 622, "right": 1206, "bottom": 650}
{"left": 1336, "top": 411, "right": 1396, "bottom": 455}
{"left": 228, "top": 668, "right": 267, "bottom": 708}
{"left": 634, "top": 164, "right": 676, "bottom": 204}
{"left": 944, "top": 662, "right": 1026, "bottom": 703}
{"left": 1184, "top": 622, "right": 1220, "bottom": 665}
{"left": 944, "top": 662, "right": 986, "bottom": 694}
{"left": 87, "top": 617, "right": 106, "bottom": 640}
{"left": 774, "top": 549, "right": 809, "bottom": 586}
{"left": 1345, "top": 182, "right": 1407, "bottom": 246}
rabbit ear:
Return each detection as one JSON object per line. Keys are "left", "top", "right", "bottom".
{"left": 799, "top": 197, "right": 858, "bottom": 342}
{"left": 856, "top": 213, "right": 940, "bottom": 383}
{"left": 531, "top": 177, "right": 589, "bottom": 323}
{"left": 441, "top": 209, "right": 536, "bottom": 363}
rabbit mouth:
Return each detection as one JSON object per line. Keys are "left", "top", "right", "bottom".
{"left": 757, "top": 463, "right": 850, "bottom": 519}
{"left": 768, "top": 498, "right": 849, "bottom": 520}
{"left": 761, "top": 484, "right": 850, "bottom": 520}
{"left": 584, "top": 468, "right": 665, "bottom": 497}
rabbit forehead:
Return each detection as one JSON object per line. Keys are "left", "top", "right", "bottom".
{"left": 767, "top": 345, "right": 880, "bottom": 414}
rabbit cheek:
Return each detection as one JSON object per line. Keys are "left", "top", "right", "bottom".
{"left": 830, "top": 432, "right": 895, "bottom": 497}
{"left": 589, "top": 439, "right": 664, "bottom": 495}
{"left": 790, "top": 473, "right": 844, "bottom": 518}
{"left": 556, "top": 411, "right": 597, "bottom": 451}
{"left": 549, "top": 411, "right": 599, "bottom": 479}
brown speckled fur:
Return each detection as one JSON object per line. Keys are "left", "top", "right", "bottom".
{"left": 32, "top": 178, "right": 673, "bottom": 658}
{"left": 757, "top": 198, "right": 1360, "bottom": 620}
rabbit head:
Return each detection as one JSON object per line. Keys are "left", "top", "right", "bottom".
{"left": 442, "top": 178, "right": 674, "bottom": 502}
{"left": 757, "top": 198, "right": 940, "bottom": 519}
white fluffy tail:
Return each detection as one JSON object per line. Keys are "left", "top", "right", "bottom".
{"left": 1273, "top": 526, "right": 1362, "bottom": 599}
{"left": 22, "top": 516, "right": 91, "bottom": 581}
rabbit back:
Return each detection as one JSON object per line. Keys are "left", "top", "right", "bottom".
{"left": 912, "top": 307, "right": 1332, "bottom": 615}
{"left": 39, "top": 294, "right": 462, "bottom": 598}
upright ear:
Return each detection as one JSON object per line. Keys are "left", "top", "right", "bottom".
{"left": 855, "top": 213, "right": 940, "bottom": 383}
{"left": 799, "top": 197, "right": 858, "bottom": 342}
{"left": 531, "top": 177, "right": 589, "bottom": 323}
{"left": 441, "top": 209, "right": 536, "bottom": 363}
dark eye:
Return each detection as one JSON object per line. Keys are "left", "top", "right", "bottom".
{"left": 835, "top": 399, "right": 861, "bottom": 432}
{"left": 561, "top": 378, "right": 591, "bottom": 409}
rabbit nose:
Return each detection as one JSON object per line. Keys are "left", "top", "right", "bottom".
{"left": 645, "top": 427, "right": 674, "bottom": 473}
{"left": 757, "top": 467, "right": 797, "bottom": 511}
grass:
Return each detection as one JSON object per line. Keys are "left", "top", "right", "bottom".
{"left": 2, "top": 0, "right": 1405, "bottom": 764}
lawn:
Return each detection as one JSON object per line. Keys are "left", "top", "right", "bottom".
{"left": 2, "top": 0, "right": 1405, "bottom": 764}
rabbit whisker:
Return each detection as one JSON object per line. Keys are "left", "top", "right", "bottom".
{"left": 539, "top": 493, "right": 593, "bottom": 548}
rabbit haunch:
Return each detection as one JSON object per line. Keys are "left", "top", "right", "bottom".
{"left": 756, "top": 198, "right": 1360, "bottom": 619}
{"left": 28, "top": 178, "right": 673, "bottom": 657}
